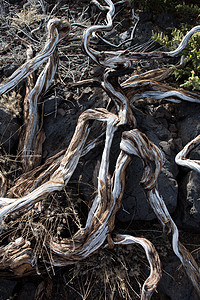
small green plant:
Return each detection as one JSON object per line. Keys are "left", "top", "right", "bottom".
{"left": 175, "top": 3, "right": 200, "bottom": 24}
{"left": 180, "top": 70, "right": 200, "bottom": 90}
{"left": 133, "top": 0, "right": 179, "bottom": 13}
{"left": 152, "top": 26, "right": 200, "bottom": 91}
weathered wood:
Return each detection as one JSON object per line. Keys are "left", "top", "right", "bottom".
{"left": 0, "top": 19, "right": 70, "bottom": 95}
{"left": 113, "top": 234, "right": 162, "bottom": 300}
{"left": 175, "top": 135, "right": 200, "bottom": 173}
{"left": 0, "top": 1, "right": 200, "bottom": 298}
{"left": 120, "top": 129, "right": 200, "bottom": 295}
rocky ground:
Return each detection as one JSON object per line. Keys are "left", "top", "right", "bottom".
{"left": 0, "top": 0, "right": 200, "bottom": 299}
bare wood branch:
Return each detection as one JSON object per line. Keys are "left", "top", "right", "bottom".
{"left": 175, "top": 135, "right": 200, "bottom": 173}
{"left": 113, "top": 234, "right": 162, "bottom": 300}
{"left": 0, "top": 2, "right": 200, "bottom": 298}
{"left": 120, "top": 128, "right": 200, "bottom": 296}
{"left": 0, "top": 19, "right": 71, "bottom": 95}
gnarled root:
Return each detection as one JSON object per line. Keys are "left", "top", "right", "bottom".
{"left": 1, "top": 1, "right": 200, "bottom": 298}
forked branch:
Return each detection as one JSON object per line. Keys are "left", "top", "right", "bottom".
{"left": 0, "top": 1, "right": 200, "bottom": 299}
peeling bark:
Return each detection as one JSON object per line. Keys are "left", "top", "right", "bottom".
{"left": 0, "top": 2, "right": 200, "bottom": 299}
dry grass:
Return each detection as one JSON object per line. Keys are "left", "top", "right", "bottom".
{"left": 0, "top": 90, "right": 22, "bottom": 117}
{"left": 1, "top": 1, "right": 200, "bottom": 299}
{"left": 60, "top": 241, "right": 153, "bottom": 300}
{"left": 2, "top": 186, "right": 85, "bottom": 268}
{"left": 11, "top": 1, "right": 43, "bottom": 28}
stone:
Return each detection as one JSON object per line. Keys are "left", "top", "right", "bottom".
{"left": 157, "top": 256, "right": 199, "bottom": 300}
{"left": 176, "top": 102, "right": 200, "bottom": 146}
{"left": 43, "top": 88, "right": 105, "bottom": 158}
{"left": 133, "top": 22, "right": 155, "bottom": 45}
{"left": 154, "top": 105, "right": 171, "bottom": 120}
{"left": 118, "top": 30, "right": 132, "bottom": 47}
{"left": 58, "top": 108, "right": 66, "bottom": 116}
{"left": 43, "top": 97, "right": 62, "bottom": 116}
{"left": 117, "top": 107, "right": 178, "bottom": 222}
{"left": 168, "top": 123, "right": 177, "bottom": 133}
{"left": 117, "top": 156, "right": 154, "bottom": 221}
{"left": 0, "top": 108, "right": 20, "bottom": 153}
{"left": 176, "top": 171, "right": 200, "bottom": 231}
{"left": 3, "top": 64, "right": 18, "bottom": 78}
{"left": 17, "top": 282, "right": 37, "bottom": 300}
{"left": 154, "top": 13, "right": 175, "bottom": 30}
{"left": 138, "top": 12, "right": 153, "bottom": 23}
{"left": 0, "top": 280, "right": 17, "bottom": 300}
{"left": 173, "top": 102, "right": 200, "bottom": 231}
{"left": 43, "top": 106, "right": 79, "bottom": 157}
{"left": 117, "top": 156, "right": 178, "bottom": 222}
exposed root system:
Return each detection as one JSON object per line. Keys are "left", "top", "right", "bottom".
{"left": 0, "top": 1, "right": 200, "bottom": 299}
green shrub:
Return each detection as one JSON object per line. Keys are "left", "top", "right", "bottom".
{"left": 133, "top": 0, "right": 180, "bottom": 13}
{"left": 175, "top": 3, "right": 200, "bottom": 23}
{"left": 152, "top": 27, "right": 200, "bottom": 91}
{"left": 180, "top": 71, "right": 200, "bottom": 90}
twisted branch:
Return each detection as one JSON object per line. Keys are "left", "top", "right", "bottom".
{"left": 113, "top": 234, "right": 162, "bottom": 300}
{"left": 120, "top": 129, "right": 200, "bottom": 295}
{"left": 0, "top": 1, "right": 200, "bottom": 298}
{"left": 175, "top": 135, "right": 200, "bottom": 173}
{"left": 0, "top": 19, "right": 70, "bottom": 95}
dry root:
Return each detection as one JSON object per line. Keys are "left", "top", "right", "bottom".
{"left": 0, "top": 1, "right": 200, "bottom": 299}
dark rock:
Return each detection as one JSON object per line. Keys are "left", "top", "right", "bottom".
{"left": 176, "top": 103, "right": 200, "bottom": 146}
{"left": 117, "top": 156, "right": 154, "bottom": 221}
{"left": 189, "top": 144, "right": 200, "bottom": 160}
{"left": 117, "top": 107, "right": 178, "bottom": 222}
{"left": 3, "top": 64, "right": 18, "bottom": 78}
{"left": 138, "top": 12, "right": 153, "bottom": 23}
{"left": 17, "top": 282, "right": 37, "bottom": 300}
{"left": 153, "top": 106, "right": 171, "bottom": 120}
{"left": 176, "top": 171, "right": 200, "bottom": 231}
{"left": 158, "top": 171, "right": 178, "bottom": 213}
{"left": 43, "top": 108, "right": 79, "bottom": 158}
{"left": 158, "top": 256, "right": 199, "bottom": 300}
{"left": 154, "top": 13, "right": 175, "bottom": 30}
{"left": 168, "top": 123, "right": 177, "bottom": 133}
{"left": 43, "top": 97, "right": 62, "bottom": 116}
{"left": 174, "top": 102, "right": 200, "bottom": 231}
{"left": 117, "top": 155, "right": 178, "bottom": 222}
{"left": 43, "top": 88, "right": 105, "bottom": 158}
{"left": 154, "top": 124, "right": 171, "bottom": 140}
{"left": 0, "top": 108, "right": 20, "bottom": 153}
{"left": 173, "top": 138, "right": 183, "bottom": 152}
{"left": 133, "top": 22, "right": 155, "bottom": 44}
{"left": 0, "top": 280, "right": 17, "bottom": 300}
{"left": 179, "top": 114, "right": 200, "bottom": 146}
{"left": 69, "top": 149, "right": 103, "bottom": 205}
{"left": 121, "top": 19, "right": 131, "bottom": 30}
